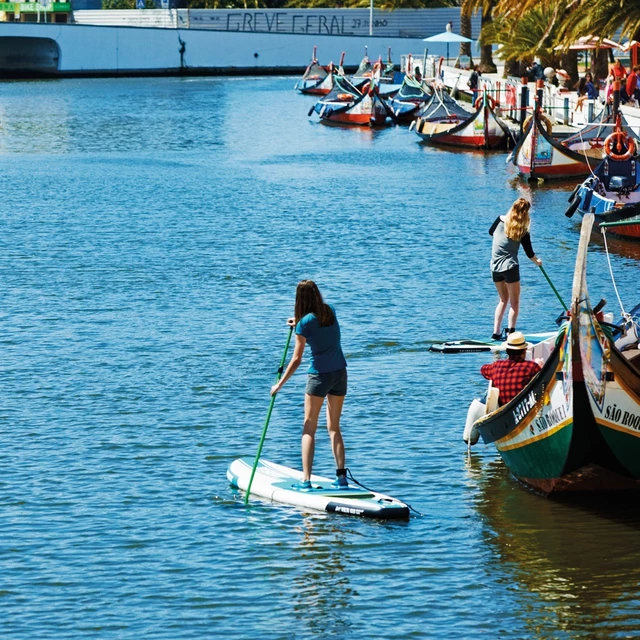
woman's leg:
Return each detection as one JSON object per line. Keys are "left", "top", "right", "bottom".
{"left": 302, "top": 394, "right": 324, "bottom": 481}
{"left": 326, "top": 394, "right": 346, "bottom": 469}
{"left": 506, "top": 280, "right": 521, "bottom": 330}
{"left": 493, "top": 281, "right": 510, "bottom": 336}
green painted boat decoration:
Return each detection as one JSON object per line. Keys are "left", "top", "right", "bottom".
{"left": 474, "top": 214, "right": 640, "bottom": 494}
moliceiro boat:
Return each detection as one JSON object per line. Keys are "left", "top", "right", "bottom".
{"left": 565, "top": 90, "right": 640, "bottom": 240}
{"left": 410, "top": 89, "right": 510, "bottom": 149}
{"left": 309, "top": 69, "right": 392, "bottom": 126}
{"left": 469, "top": 214, "right": 640, "bottom": 494}
{"left": 295, "top": 47, "right": 344, "bottom": 96}
{"left": 511, "top": 80, "right": 594, "bottom": 181}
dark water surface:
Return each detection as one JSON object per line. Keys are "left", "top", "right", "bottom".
{"left": 1, "top": 76, "right": 639, "bottom": 639}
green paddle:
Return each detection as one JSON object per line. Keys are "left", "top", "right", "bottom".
{"left": 539, "top": 264, "right": 568, "bottom": 312}
{"left": 244, "top": 325, "right": 294, "bottom": 505}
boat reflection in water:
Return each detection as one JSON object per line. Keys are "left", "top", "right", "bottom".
{"left": 468, "top": 455, "right": 640, "bottom": 636}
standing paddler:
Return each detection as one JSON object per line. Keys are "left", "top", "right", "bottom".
{"left": 270, "top": 280, "right": 349, "bottom": 491}
{"left": 489, "top": 197, "right": 543, "bottom": 341}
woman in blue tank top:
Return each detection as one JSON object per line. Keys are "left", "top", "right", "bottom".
{"left": 271, "top": 280, "right": 349, "bottom": 491}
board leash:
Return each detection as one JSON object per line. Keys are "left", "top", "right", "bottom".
{"left": 345, "top": 469, "right": 425, "bottom": 517}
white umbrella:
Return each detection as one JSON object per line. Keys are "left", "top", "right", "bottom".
{"left": 423, "top": 31, "right": 473, "bottom": 65}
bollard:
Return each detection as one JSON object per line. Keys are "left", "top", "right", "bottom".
{"left": 563, "top": 97, "right": 569, "bottom": 125}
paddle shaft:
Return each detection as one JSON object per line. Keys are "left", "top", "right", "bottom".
{"left": 244, "top": 325, "right": 294, "bottom": 504}
{"left": 539, "top": 264, "right": 568, "bottom": 311}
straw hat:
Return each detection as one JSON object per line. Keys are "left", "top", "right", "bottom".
{"left": 506, "top": 331, "right": 531, "bottom": 351}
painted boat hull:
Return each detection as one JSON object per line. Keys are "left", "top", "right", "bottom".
{"left": 414, "top": 105, "right": 508, "bottom": 150}
{"left": 314, "top": 92, "right": 389, "bottom": 126}
{"left": 571, "top": 158, "right": 640, "bottom": 239}
{"left": 512, "top": 116, "right": 591, "bottom": 181}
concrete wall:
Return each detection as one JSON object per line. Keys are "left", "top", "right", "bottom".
{"left": 0, "top": 21, "right": 434, "bottom": 75}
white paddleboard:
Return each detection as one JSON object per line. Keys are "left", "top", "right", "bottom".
{"left": 429, "top": 331, "right": 557, "bottom": 354}
{"left": 227, "top": 458, "right": 410, "bottom": 520}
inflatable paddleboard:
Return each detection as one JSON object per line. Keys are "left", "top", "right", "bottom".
{"left": 227, "top": 458, "right": 410, "bottom": 520}
{"left": 429, "top": 331, "right": 556, "bottom": 354}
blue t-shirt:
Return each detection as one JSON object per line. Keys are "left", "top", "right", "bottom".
{"left": 295, "top": 304, "right": 347, "bottom": 374}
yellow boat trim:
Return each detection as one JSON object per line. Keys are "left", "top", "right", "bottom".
{"left": 596, "top": 417, "right": 640, "bottom": 438}
{"left": 497, "top": 417, "right": 572, "bottom": 452}
{"left": 495, "top": 378, "right": 560, "bottom": 445}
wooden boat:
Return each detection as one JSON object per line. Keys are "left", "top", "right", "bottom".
{"left": 386, "top": 73, "right": 431, "bottom": 124}
{"left": 410, "top": 89, "right": 510, "bottom": 149}
{"left": 309, "top": 72, "right": 391, "bottom": 126}
{"left": 512, "top": 81, "right": 639, "bottom": 181}
{"left": 565, "top": 114, "right": 640, "bottom": 240}
{"left": 510, "top": 86, "right": 590, "bottom": 180}
{"left": 295, "top": 47, "right": 343, "bottom": 96}
{"left": 351, "top": 47, "right": 395, "bottom": 90}
{"left": 471, "top": 214, "right": 640, "bottom": 494}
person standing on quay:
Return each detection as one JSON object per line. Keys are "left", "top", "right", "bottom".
{"left": 270, "top": 280, "right": 349, "bottom": 491}
{"left": 489, "top": 198, "right": 542, "bottom": 341}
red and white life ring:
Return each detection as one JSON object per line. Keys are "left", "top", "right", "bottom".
{"left": 604, "top": 131, "right": 636, "bottom": 161}
{"left": 474, "top": 95, "right": 496, "bottom": 110}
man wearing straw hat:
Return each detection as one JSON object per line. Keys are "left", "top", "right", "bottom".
{"left": 480, "top": 332, "right": 541, "bottom": 406}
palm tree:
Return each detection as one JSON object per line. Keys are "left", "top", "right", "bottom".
{"left": 461, "top": 0, "right": 497, "bottom": 72}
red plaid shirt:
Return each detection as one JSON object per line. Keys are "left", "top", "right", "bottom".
{"left": 480, "top": 356, "right": 541, "bottom": 405}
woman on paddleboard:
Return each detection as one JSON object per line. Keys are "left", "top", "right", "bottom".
{"left": 489, "top": 197, "right": 542, "bottom": 341}
{"left": 271, "top": 280, "right": 348, "bottom": 491}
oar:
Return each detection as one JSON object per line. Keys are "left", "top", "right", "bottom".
{"left": 539, "top": 264, "right": 568, "bottom": 311}
{"left": 244, "top": 325, "right": 294, "bottom": 505}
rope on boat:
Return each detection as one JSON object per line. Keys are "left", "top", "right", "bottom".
{"left": 601, "top": 227, "right": 634, "bottom": 326}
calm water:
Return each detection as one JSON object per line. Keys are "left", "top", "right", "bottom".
{"left": 1, "top": 76, "right": 639, "bottom": 639}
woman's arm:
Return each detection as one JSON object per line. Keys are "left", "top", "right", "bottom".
{"left": 271, "top": 334, "right": 306, "bottom": 396}
{"left": 488, "top": 216, "right": 501, "bottom": 236}
{"left": 521, "top": 233, "right": 542, "bottom": 265}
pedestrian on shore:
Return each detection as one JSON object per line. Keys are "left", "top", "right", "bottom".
{"left": 467, "top": 64, "right": 481, "bottom": 97}
{"left": 527, "top": 58, "right": 544, "bottom": 82}
{"left": 575, "top": 72, "right": 598, "bottom": 111}
{"left": 611, "top": 59, "right": 630, "bottom": 101}
{"left": 270, "top": 280, "right": 349, "bottom": 491}
{"left": 489, "top": 198, "right": 542, "bottom": 341}
{"left": 626, "top": 66, "right": 640, "bottom": 106}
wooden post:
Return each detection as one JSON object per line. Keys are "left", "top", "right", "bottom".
{"left": 520, "top": 77, "right": 528, "bottom": 135}
{"left": 563, "top": 97, "right": 569, "bottom": 125}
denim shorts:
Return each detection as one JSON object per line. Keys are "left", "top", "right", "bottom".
{"left": 492, "top": 265, "right": 520, "bottom": 283}
{"left": 306, "top": 368, "right": 348, "bottom": 398}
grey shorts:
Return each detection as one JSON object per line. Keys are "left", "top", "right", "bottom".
{"left": 306, "top": 368, "right": 348, "bottom": 398}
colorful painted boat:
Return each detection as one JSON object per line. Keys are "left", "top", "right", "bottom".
{"left": 411, "top": 89, "right": 510, "bottom": 149}
{"left": 295, "top": 47, "right": 340, "bottom": 96}
{"left": 309, "top": 72, "right": 391, "bottom": 126}
{"left": 386, "top": 73, "right": 431, "bottom": 124}
{"left": 565, "top": 113, "right": 640, "bottom": 240}
{"left": 472, "top": 214, "right": 640, "bottom": 494}
{"left": 350, "top": 46, "right": 395, "bottom": 90}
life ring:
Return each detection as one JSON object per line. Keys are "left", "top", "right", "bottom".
{"left": 360, "top": 82, "right": 371, "bottom": 95}
{"left": 523, "top": 113, "right": 553, "bottom": 136}
{"left": 336, "top": 93, "right": 353, "bottom": 102}
{"left": 604, "top": 131, "right": 636, "bottom": 161}
{"left": 474, "top": 95, "right": 496, "bottom": 110}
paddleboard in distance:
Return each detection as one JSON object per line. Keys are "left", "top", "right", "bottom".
{"left": 428, "top": 331, "right": 557, "bottom": 354}
{"left": 227, "top": 458, "right": 410, "bottom": 520}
